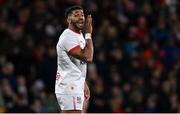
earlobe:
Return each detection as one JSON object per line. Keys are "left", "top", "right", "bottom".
{"left": 67, "top": 17, "right": 71, "bottom": 24}
{"left": 67, "top": 19, "right": 70, "bottom": 23}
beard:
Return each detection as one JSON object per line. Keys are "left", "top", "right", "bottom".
{"left": 71, "top": 21, "right": 84, "bottom": 30}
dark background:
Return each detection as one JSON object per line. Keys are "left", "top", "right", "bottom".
{"left": 0, "top": 0, "right": 179, "bottom": 113}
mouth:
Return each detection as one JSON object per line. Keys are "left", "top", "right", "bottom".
{"left": 77, "top": 21, "right": 84, "bottom": 27}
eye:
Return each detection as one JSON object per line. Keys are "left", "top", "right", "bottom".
{"left": 73, "top": 13, "right": 80, "bottom": 17}
{"left": 74, "top": 14, "right": 79, "bottom": 17}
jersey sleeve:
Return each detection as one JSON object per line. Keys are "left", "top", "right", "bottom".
{"left": 62, "top": 35, "right": 80, "bottom": 53}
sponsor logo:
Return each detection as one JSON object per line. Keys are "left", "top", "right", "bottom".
{"left": 56, "top": 72, "right": 61, "bottom": 80}
{"left": 77, "top": 96, "right": 82, "bottom": 104}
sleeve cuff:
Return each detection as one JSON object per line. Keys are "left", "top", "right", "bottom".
{"left": 68, "top": 45, "right": 80, "bottom": 53}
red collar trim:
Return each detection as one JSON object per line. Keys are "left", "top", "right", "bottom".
{"left": 68, "top": 28, "right": 81, "bottom": 34}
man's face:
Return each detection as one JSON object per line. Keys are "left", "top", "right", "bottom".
{"left": 68, "top": 9, "right": 85, "bottom": 30}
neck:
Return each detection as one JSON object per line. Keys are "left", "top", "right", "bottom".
{"left": 68, "top": 25, "right": 81, "bottom": 34}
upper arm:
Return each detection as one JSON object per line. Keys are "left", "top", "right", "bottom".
{"left": 68, "top": 46, "right": 87, "bottom": 62}
{"left": 62, "top": 35, "right": 79, "bottom": 52}
{"left": 62, "top": 35, "right": 86, "bottom": 62}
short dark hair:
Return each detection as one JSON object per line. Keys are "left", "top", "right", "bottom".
{"left": 65, "top": 5, "right": 83, "bottom": 18}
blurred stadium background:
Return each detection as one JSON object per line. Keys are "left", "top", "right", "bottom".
{"left": 0, "top": 0, "right": 180, "bottom": 113}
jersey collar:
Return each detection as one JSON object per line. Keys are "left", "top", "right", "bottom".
{"left": 68, "top": 28, "right": 81, "bottom": 34}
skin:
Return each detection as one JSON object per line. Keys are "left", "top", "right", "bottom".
{"left": 61, "top": 9, "right": 93, "bottom": 113}
{"left": 83, "top": 82, "right": 90, "bottom": 113}
{"left": 67, "top": 9, "right": 93, "bottom": 63}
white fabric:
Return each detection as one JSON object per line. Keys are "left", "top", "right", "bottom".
{"left": 55, "top": 29, "right": 87, "bottom": 96}
{"left": 56, "top": 93, "right": 84, "bottom": 110}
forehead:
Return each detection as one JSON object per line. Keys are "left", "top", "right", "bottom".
{"left": 72, "top": 9, "right": 84, "bottom": 14}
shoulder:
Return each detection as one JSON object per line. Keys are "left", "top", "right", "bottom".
{"left": 60, "top": 29, "right": 78, "bottom": 40}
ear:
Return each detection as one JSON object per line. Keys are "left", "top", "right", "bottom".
{"left": 67, "top": 16, "right": 71, "bottom": 24}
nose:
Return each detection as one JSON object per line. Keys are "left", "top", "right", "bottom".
{"left": 79, "top": 15, "right": 84, "bottom": 20}
{"left": 79, "top": 16, "right": 83, "bottom": 20}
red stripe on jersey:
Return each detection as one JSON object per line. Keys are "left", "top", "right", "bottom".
{"left": 68, "top": 45, "right": 80, "bottom": 54}
{"left": 73, "top": 96, "right": 76, "bottom": 110}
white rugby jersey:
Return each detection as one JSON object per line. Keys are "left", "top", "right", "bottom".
{"left": 55, "top": 28, "right": 87, "bottom": 94}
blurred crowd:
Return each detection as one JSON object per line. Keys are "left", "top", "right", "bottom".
{"left": 0, "top": 0, "right": 180, "bottom": 113}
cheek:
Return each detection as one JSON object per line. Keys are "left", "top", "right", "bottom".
{"left": 75, "top": 18, "right": 80, "bottom": 22}
{"left": 71, "top": 20, "right": 77, "bottom": 25}
{"left": 70, "top": 19, "right": 76, "bottom": 24}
